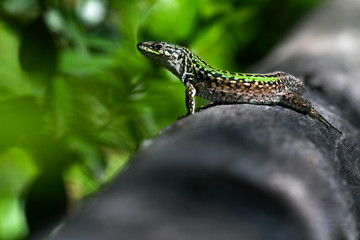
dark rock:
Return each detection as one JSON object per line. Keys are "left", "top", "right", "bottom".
{"left": 53, "top": 104, "right": 358, "bottom": 240}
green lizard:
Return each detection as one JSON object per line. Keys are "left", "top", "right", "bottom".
{"left": 137, "top": 41, "right": 341, "bottom": 133}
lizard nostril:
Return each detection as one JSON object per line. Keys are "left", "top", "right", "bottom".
{"left": 136, "top": 42, "right": 144, "bottom": 50}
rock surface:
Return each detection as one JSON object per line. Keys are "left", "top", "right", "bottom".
{"left": 53, "top": 0, "right": 360, "bottom": 239}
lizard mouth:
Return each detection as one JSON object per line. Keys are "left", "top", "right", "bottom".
{"left": 137, "top": 42, "right": 158, "bottom": 62}
{"left": 136, "top": 42, "right": 148, "bottom": 54}
{"left": 137, "top": 42, "right": 163, "bottom": 56}
{"left": 136, "top": 42, "right": 145, "bottom": 50}
{"left": 137, "top": 41, "right": 170, "bottom": 68}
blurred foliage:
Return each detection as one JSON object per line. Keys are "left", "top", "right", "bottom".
{"left": 0, "top": 0, "right": 323, "bottom": 239}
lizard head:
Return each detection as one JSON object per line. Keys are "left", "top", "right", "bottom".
{"left": 137, "top": 41, "right": 189, "bottom": 79}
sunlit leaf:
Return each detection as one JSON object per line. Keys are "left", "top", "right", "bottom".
{"left": 0, "top": 197, "right": 28, "bottom": 240}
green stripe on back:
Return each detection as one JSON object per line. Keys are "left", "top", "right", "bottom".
{"left": 228, "top": 72, "right": 278, "bottom": 82}
{"left": 194, "top": 55, "right": 279, "bottom": 83}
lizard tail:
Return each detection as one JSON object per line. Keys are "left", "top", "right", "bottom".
{"left": 309, "top": 107, "right": 342, "bottom": 134}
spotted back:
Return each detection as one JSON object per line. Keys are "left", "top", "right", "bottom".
{"left": 137, "top": 41, "right": 305, "bottom": 95}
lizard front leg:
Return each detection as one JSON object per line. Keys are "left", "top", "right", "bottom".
{"left": 185, "top": 83, "right": 196, "bottom": 116}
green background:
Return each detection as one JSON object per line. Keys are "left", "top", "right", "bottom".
{"left": 0, "top": 0, "right": 322, "bottom": 239}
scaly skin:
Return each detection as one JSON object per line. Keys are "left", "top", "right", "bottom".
{"left": 137, "top": 41, "right": 341, "bottom": 133}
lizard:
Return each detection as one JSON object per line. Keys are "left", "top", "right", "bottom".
{"left": 137, "top": 41, "right": 341, "bottom": 133}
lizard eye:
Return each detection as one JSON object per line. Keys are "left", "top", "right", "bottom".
{"left": 155, "top": 44, "right": 163, "bottom": 50}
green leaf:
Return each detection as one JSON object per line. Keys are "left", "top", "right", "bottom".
{"left": 0, "top": 197, "right": 28, "bottom": 240}
{"left": 52, "top": 77, "right": 72, "bottom": 137}
{"left": 141, "top": 0, "right": 199, "bottom": 41}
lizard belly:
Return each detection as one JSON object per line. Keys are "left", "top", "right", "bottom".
{"left": 194, "top": 82, "right": 283, "bottom": 105}
{"left": 197, "top": 90, "right": 282, "bottom": 104}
